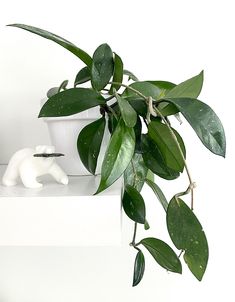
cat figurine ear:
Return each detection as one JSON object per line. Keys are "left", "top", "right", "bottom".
{"left": 2, "top": 146, "right": 69, "bottom": 188}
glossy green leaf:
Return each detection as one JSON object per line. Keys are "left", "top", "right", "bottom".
{"left": 145, "top": 179, "right": 168, "bottom": 212}
{"left": 164, "top": 98, "right": 226, "bottom": 157}
{"left": 146, "top": 81, "right": 178, "bottom": 116}
{"left": 133, "top": 116, "right": 142, "bottom": 153}
{"left": 148, "top": 81, "right": 176, "bottom": 93}
{"left": 95, "top": 119, "right": 135, "bottom": 194}
{"left": 115, "top": 93, "right": 137, "bottom": 128}
{"left": 158, "top": 102, "right": 179, "bottom": 116}
{"left": 77, "top": 117, "right": 106, "bottom": 174}
{"left": 108, "top": 113, "right": 118, "bottom": 134}
{"left": 124, "top": 153, "right": 148, "bottom": 191}
{"left": 39, "top": 88, "right": 105, "bottom": 117}
{"left": 141, "top": 238, "right": 182, "bottom": 273}
{"left": 148, "top": 121, "right": 185, "bottom": 172}
{"left": 167, "top": 197, "right": 209, "bottom": 281}
{"left": 123, "top": 69, "right": 139, "bottom": 81}
{"left": 7, "top": 24, "right": 92, "bottom": 68}
{"left": 74, "top": 66, "right": 91, "bottom": 86}
{"left": 91, "top": 43, "right": 114, "bottom": 91}
{"left": 133, "top": 250, "right": 145, "bottom": 287}
{"left": 109, "top": 53, "right": 123, "bottom": 93}
{"left": 122, "top": 81, "right": 162, "bottom": 100}
{"left": 129, "top": 99, "right": 147, "bottom": 117}
{"left": 122, "top": 184, "right": 146, "bottom": 224}
{"left": 141, "top": 134, "right": 180, "bottom": 180}
{"left": 166, "top": 71, "right": 203, "bottom": 98}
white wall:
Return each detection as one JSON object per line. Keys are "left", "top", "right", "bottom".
{"left": 0, "top": 0, "right": 234, "bottom": 301}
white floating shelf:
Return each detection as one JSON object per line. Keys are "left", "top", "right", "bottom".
{"left": 0, "top": 165, "right": 122, "bottom": 246}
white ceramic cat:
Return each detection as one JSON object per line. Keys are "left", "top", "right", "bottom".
{"left": 2, "top": 145, "right": 69, "bottom": 188}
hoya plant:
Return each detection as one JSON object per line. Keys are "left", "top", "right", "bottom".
{"left": 8, "top": 24, "right": 226, "bottom": 286}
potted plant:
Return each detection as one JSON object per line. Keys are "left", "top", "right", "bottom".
{"left": 7, "top": 24, "right": 226, "bottom": 286}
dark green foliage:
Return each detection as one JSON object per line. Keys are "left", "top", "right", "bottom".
{"left": 8, "top": 24, "right": 225, "bottom": 286}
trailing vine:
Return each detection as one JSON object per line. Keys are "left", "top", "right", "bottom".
{"left": 8, "top": 23, "right": 226, "bottom": 286}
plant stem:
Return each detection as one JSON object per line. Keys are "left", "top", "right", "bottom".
{"left": 109, "top": 82, "right": 147, "bottom": 99}
{"left": 107, "top": 105, "right": 118, "bottom": 120}
{"left": 153, "top": 105, "right": 195, "bottom": 210}
{"left": 131, "top": 222, "right": 138, "bottom": 246}
{"left": 109, "top": 81, "right": 195, "bottom": 210}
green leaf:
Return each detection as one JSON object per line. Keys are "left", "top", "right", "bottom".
{"left": 95, "top": 119, "right": 135, "bottom": 194}
{"left": 133, "top": 250, "right": 145, "bottom": 287}
{"left": 91, "top": 43, "right": 114, "bottom": 91}
{"left": 124, "top": 153, "right": 148, "bottom": 191}
{"left": 7, "top": 24, "right": 92, "bottom": 68}
{"left": 122, "top": 81, "right": 162, "bottom": 100}
{"left": 74, "top": 66, "right": 91, "bottom": 86}
{"left": 115, "top": 93, "right": 137, "bottom": 128}
{"left": 145, "top": 179, "right": 168, "bottom": 212}
{"left": 123, "top": 69, "right": 139, "bottom": 81}
{"left": 129, "top": 99, "right": 147, "bottom": 117}
{"left": 109, "top": 53, "right": 123, "bottom": 93}
{"left": 77, "top": 117, "right": 106, "bottom": 175}
{"left": 158, "top": 102, "right": 179, "bottom": 117}
{"left": 122, "top": 184, "right": 146, "bottom": 224}
{"left": 108, "top": 113, "right": 118, "bottom": 134}
{"left": 148, "top": 81, "right": 176, "bottom": 93}
{"left": 39, "top": 88, "right": 105, "bottom": 117}
{"left": 141, "top": 238, "right": 182, "bottom": 273}
{"left": 122, "top": 81, "right": 168, "bottom": 118}
{"left": 141, "top": 134, "right": 180, "bottom": 180}
{"left": 134, "top": 116, "right": 142, "bottom": 153}
{"left": 148, "top": 121, "right": 185, "bottom": 172}
{"left": 165, "top": 71, "right": 204, "bottom": 98}
{"left": 167, "top": 197, "right": 209, "bottom": 281}
{"left": 164, "top": 98, "right": 226, "bottom": 157}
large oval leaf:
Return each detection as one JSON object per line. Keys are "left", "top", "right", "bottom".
{"left": 148, "top": 81, "right": 176, "bottom": 93}
{"left": 165, "top": 71, "right": 203, "bottom": 98}
{"left": 39, "top": 88, "right": 105, "bottom": 117}
{"left": 141, "top": 134, "right": 180, "bottom": 180}
{"left": 109, "top": 53, "right": 123, "bottom": 93}
{"left": 164, "top": 98, "right": 226, "bottom": 157}
{"left": 145, "top": 179, "right": 168, "bottom": 212}
{"left": 122, "top": 184, "right": 146, "bottom": 224}
{"left": 77, "top": 117, "right": 106, "bottom": 175}
{"left": 129, "top": 99, "right": 147, "bottom": 117}
{"left": 95, "top": 119, "right": 135, "bottom": 194}
{"left": 7, "top": 24, "right": 92, "bottom": 68}
{"left": 91, "top": 43, "right": 114, "bottom": 91}
{"left": 122, "top": 81, "right": 162, "bottom": 100}
{"left": 148, "top": 121, "right": 185, "bottom": 172}
{"left": 141, "top": 237, "right": 182, "bottom": 273}
{"left": 167, "top": 197, "right": 209, "bottom": 281}
{"left": 116, "top": 93, "right": 137, "bottom": 127}
{"left": 133, "top": 250, "right": 145, "bottom": 287}
{"left": 124, "top": 153, "right": 148, "bottom": 191}
{"left": 147, "top": 81, "right": 178, "bottom": 116}
{"left": 74, "top": 66, "right": 91, "bottom": 86}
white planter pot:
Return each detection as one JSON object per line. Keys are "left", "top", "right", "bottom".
{"left": 41, "top": 98, "right": 110, "bottom": 176}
